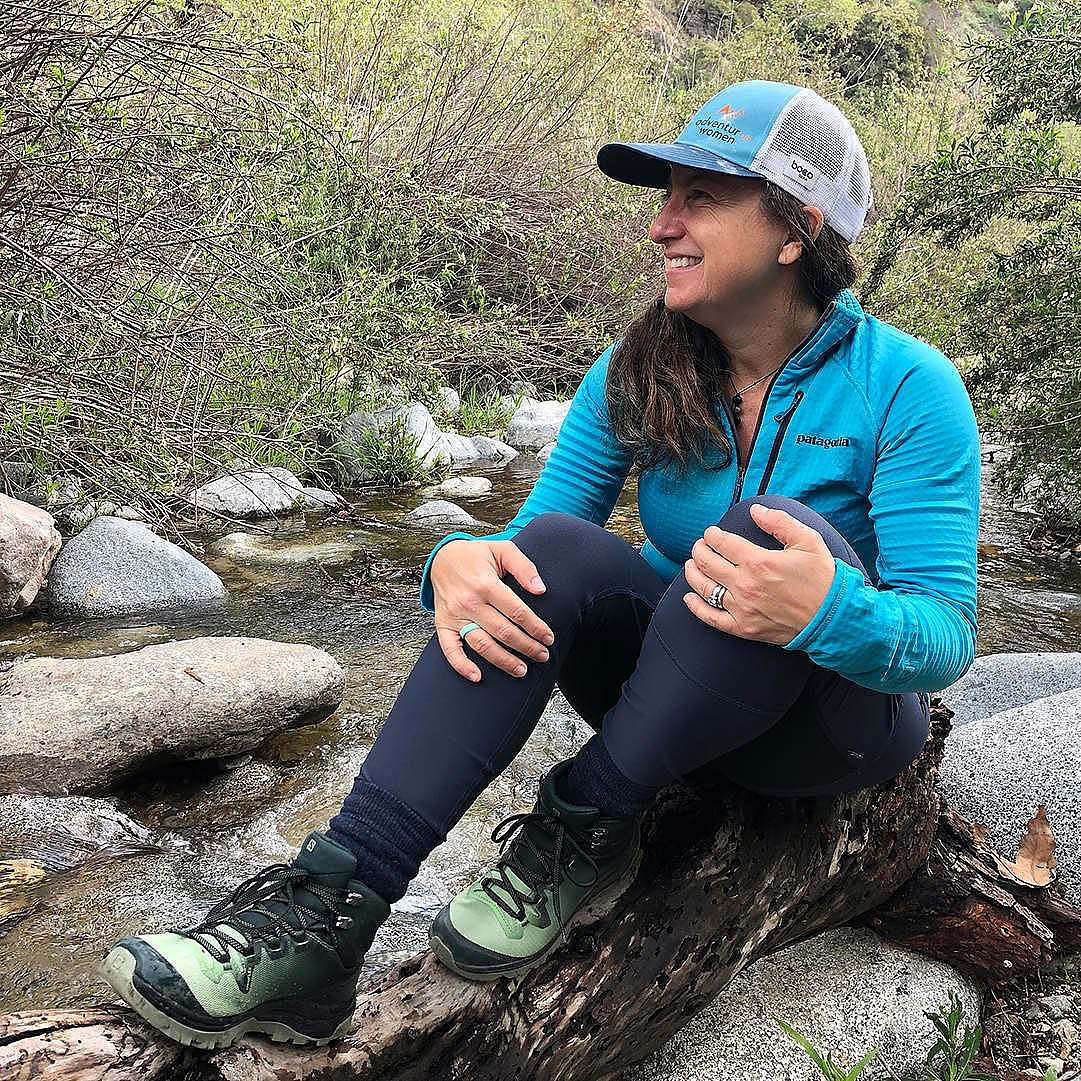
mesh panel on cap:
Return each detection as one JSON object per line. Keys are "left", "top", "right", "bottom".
{"left": 749, "top": 87, "right": 872, "bottom": 244}
{"left": 762, "top": 93, "right": 846, "bottom": 179}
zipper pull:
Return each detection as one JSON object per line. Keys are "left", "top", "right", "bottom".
{"left": 773, "top": 390, "right": 805, "bottom": 423}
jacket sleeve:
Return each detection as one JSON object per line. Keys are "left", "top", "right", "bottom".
{"left": 418, "top": 344, "right": 634, "bottom": 613}
{"left": 781, "top": 347, "right": 981, "bottom": 693}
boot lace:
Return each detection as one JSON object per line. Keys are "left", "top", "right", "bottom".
{"left": 480, "top": 809, "right": 600, "bottom": 945}
{"left": 182, "top": 864, "right": 360, "bottom": 963}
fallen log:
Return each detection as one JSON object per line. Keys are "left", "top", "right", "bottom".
{"left": 0, "top": 705, "right": 951, "bottom": 1080}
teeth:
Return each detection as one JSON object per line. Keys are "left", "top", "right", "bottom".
{"left": 666, "top": 256, "right": 702, "bottom": 268}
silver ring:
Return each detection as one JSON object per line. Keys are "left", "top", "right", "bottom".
{"left": 459, "top": 621, "right": 482, "bottom": 640}
{"left": 707, "top": 583, "right": 727, "bottom": 610}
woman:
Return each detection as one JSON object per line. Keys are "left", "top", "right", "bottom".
{"left": 99, "top": 80, "right": 980, "bottom": 1049}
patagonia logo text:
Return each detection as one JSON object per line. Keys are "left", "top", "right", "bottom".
{"left": 796, "top": 433, "right": 850, "bottom": 448}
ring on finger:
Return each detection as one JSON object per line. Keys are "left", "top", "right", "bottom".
{"left": 459, "top": 621, "right": 483, "bottom": 641}
{"left": 706, "top": 583, "right": 728, "bottom": 610}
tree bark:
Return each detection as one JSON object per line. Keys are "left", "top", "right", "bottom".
{"left": 0, "top": 705, "right": 952, "bottom": 1081}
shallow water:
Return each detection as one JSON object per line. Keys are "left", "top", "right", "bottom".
{"left": 0, "top": 452, "right": 1078, "bottom": 1012}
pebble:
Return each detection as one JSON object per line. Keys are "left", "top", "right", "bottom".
{"left": 1038, "top": 1056, "right": 1065, "bottom": 1074}
{"left": 1039, "top": 995, "right": 1074, "bottom": 1021}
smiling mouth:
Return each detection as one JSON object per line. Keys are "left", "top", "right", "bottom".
{"left": 665, "top": 255, "right": 703, "bottom": 270}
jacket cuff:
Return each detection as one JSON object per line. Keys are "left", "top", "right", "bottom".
{"left": 782, "top": 557, "right": 858, "bottom": 653}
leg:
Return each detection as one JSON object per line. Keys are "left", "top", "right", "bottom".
{"left": 328, "top": 512, "right": 670, "bottom": 904}
{"left": 592, "top": 494, "right": 927, "bottom": 796}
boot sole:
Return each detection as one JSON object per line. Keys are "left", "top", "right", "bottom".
{"left": 429, "top": 847, "right": 643, "bottom": 982}
{"left": 98, "top": 947, "right": 354, "bottom": 1050}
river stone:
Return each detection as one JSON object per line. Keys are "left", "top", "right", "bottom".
{"left": 47, "top": 516, "right": 226, "bottom": 618}
{"left": 504, "top": 398, "right": 572, "bottom": 450}
{"left": 0, "top": 793, "right": 186, "bottom": 871}
{"left": 0, "top": 494, "right": 61, "bottom": 616}
{"left": 206, "top": 532, "right": 360, "bottom": 567}
{"left": 623, "top": 926, "right": 981, "bottom": 1081}
{"left": 538, "top": 440, "right": 556, "bottom": 462}
{"left": 941, "top": 652, "right": 1081, "bottom": 727}
{"left": 470, "top": 435, "right": 519, "bottom": 463}
{"left": 420, "top": 476, "right": 493, "bottom": 499}
{"left": 301, "top": 486, "right": 346, "bottom": 510}
{"left": 399, "top": 500, "right": 487, "bottom": 532}
{"left": 938, "top": 687, "right": 1081, "bottom": 903}
{"left": 185, "top": 467, "right": 305, "bottom": 518}
{"left": 0, "top": 636, "right": 346, "bottom": 795}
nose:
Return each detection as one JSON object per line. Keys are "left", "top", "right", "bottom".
{"left": 649, "top": 193, "right": 685, "bottom": 246}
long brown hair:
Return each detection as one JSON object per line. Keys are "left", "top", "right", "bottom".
{"left": 606, "top": 179, "right": 866, "bottom": 474}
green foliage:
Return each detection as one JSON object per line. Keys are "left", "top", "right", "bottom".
{"left": 775, "top": 1016, "right": 878, "bottom": 1079}
{"left": 863, "top": 0, "right": 1080, "bottom": 535}
{"left": 455, "top": 387, "right": 516, "bottom": 436}
{"left": 777, "top": 991, "right": 994, "bottom": 1081}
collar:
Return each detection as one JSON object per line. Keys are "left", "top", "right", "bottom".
{"left": 786, "top": 287, "right": 864, "bottom": 374}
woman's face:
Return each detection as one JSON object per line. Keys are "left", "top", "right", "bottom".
{"left": 648, "top": 164, "right": 792, "bottom": 321}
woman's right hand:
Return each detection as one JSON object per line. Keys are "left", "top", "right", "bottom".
{"left": 430, "top": 539, "right": 556, "bottom": 683}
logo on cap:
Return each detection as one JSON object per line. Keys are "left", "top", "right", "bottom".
{"left": 783, "top": 152, "right": 817, "bottom": 186}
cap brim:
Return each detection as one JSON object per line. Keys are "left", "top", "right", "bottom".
{"left": 597, "top": 141, "right": 761, "bottom": 187}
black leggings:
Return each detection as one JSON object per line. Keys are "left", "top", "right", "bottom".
{"left": 357, "top": 495, "right": 930, "bottom": 837}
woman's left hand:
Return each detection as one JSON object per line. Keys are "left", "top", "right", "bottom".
{"left": 682, "top": 503, "right": 836, "bottom": 646}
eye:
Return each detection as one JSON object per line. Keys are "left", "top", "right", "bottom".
{"left": 690, "top": 187, "right": 712, "bottom": 200}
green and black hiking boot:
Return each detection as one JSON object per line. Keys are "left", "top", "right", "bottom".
{"left": 428, "top": 758, "right": 643, "bottom": 981}
{"left": 98, "top": 831, "right": 391, "bottom": 1049}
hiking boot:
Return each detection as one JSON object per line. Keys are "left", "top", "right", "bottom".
{"left": 98, "top": 831, "right": 391, "bottom": 1049}
{"left": 428, "top": 758, "right": 643, "bottom": 981}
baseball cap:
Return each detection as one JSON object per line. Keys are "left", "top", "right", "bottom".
{"left": 597, "top": 80, "right": 874, "bottom": 244}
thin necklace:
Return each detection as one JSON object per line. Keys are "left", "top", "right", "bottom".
{"left": 726, "top": 363, "right": 785, "bottom": 427}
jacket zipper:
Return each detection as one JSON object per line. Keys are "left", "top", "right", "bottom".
{"left": 720, "top": 369, "right": 790, "bottom": 504}
{"left": 756, "top": 390, "right": 804, "bottom": 496}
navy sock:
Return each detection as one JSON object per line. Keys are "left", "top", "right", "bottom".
{"left": 326, "top": 770, "right": 446, "bottom": 905}
{"left": 563, "top": 733, "right": 660, "bottom": 818}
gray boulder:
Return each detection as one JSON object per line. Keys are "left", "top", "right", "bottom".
{"left": 420, "top": 475, "right": 493, "bottom": 499}
{"left": 47, "top": 516, "right": 226, "bottom": 618}
{"left": 624, "top": 926, "right": 981, "bottom": 1081}
{"left": 206, "top": 532, "right": 360, "bottom": 568}
{"left": 185, "top": 467, "right": 305, "bottom": 519}
{"left": 301, "top": 486, "right": 346, "bottom": 510}
{"left": 0, "top": 494, "right": 61, "bottom": 616}
{"left": 938, "top": 686, "right": 1081, "bottom": 903}
{"left": 941, "top": 652, "right": 1081, "bottom": 727}
{"left": 470, "top": 435, "right": 519, "bottom": 463}
{"left": 504, "top": 398, "right": 571, "bottom": 450}
{"left": 0, "top": 636, "right": 345, "bottom": 795}
{"left": 399, "top": 499, "right": 487, "bottom": 532}
{"left": 537, "top": 440, "right": 556, "bottom": 462}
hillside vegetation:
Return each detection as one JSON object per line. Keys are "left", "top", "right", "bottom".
{"left": 0, "top": 0, "right": 1076, "bottom": 535}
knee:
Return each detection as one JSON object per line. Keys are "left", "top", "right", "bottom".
{"left": 716, "top": 496, "right": 818, "bottom": 550}
{"left": 513, "top": 512, "right": 618, "bottom": 571}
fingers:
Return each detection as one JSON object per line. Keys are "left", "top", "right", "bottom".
{"left": 435, "top": 625, "right": 484, "bottom": 683}
{"left": 747, "top": 503, "right": 822, "bottom": 549}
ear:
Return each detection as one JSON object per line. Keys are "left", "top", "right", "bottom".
{"left": 778, "top": 205, "right": 825, "bottom": 265}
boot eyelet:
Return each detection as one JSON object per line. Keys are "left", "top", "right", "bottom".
{"left": 336, "top": 915, "right": 354, "bottom": 928}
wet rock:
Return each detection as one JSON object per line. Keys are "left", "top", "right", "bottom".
{"left": 624, "top": 926, "right": 981, "bottom": 1081}
{"left": 538, "top": 440, "right": 556, "bottom": 462}
{"left": 0, "top": 636, "right": 345, "bottom": 795}
{"left": 942, "top": 652, "right": 1081, "bottom": 727}
{"left": 420, "top": 476, "right": 493, "bottom": 499}
{"left": 504, "top": 398, "right": 572, "bottom": 450}
{"left": 301, "top": 486, "right": 346, "bottom": 510}
{"left": 0, "top": 494, "right": 61, "bottom": 616}
{"left": 206, "top": 532, "right": 360, "bottom": 567}
{"left": 46, "top": 516, "right": 226, "bottom": 618}
{"left": 0, "top": 792, "right": 184, "bottom": 871}
{"left": 186, "top": 467, "right": 306, "bottom": 518}
{"left": 938, "top": 687, "right": 1081, "bottom": 903}
{"left": 470, "top": 434, "right": 519, "bottom": 463}
{"left": 399, "top": 500, "right": 487, "bottom": 532}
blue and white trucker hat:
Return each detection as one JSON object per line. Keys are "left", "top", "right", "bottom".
{"left": 597, "top": 80, "right": 874, "bottom": 244}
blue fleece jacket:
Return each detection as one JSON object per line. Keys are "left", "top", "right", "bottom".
{"left": 417, "top": 288, "right": 981, "bottom": 695}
